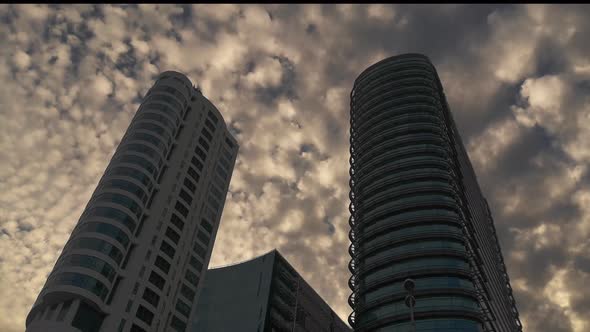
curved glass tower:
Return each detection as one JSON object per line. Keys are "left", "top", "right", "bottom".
{"left": 348, "top": 54, "right": 522, "bottom": 331}
{"left": 26, "top": 71, "right": 238, "bottom": 332}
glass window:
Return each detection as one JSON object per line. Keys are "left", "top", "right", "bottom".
{"left": 190, "top": 156, "right": 203, "bottom": 171}
{"left": 92, "top": 192, "right": 143, "bottom": 219}
{"left": 197, "top": 231, "right": 210, "bottom": 246}
{"left": 113, "top": 154, "right": 159, "bottom": 178}
{"left": 130, "top": 323, "right": 146, "bottom": 332}
{"left": 47, "top": 304, "right": 58, "bottom": 320}
{"left": 201, "top": 218, "right": 213, "bottom": 233}
{"left": 365, "top": 223, "right": 462, "bottom": 248}
{"left": 125, "top": 131, "right": 169, "bottom": 155}
{"left": 185, "top": 269, "right": 199, "bottom": 288}
{"left": 205, "top": 207, "right": 217, "bottom": 223}
{"left": 170, "top": 213, "right": 185, "bottom": 231}
{"left": 210, "top": 186, "right": 223, "bottom": 202}
{"left": 107, "top": 165, "right": 154, "bottom": 191}
{"left": 189, "top": 256, "right": 203, "bottom": 272}
{"left": 362, "top": 296, "right": 479, "bottom": 326}
{"left": 84, "top": 206, "right": 136, "bottom": 233}
{"left": 66, "top": 237, "right": 124, "bottom": 264}
{"left": 193, "top": 242, "right": 206, "bottom": 258}
{"left": 142, "top": 102, "right": 181, "bottom": 126}
{"left": 376, "top": 318, "right": 480, "bottom": 332}
{"left": 202, "top": 127, "right": 213, "bottom": 141}
{"left": 117, "top": 319, "right": 126, "bottom": 332}
{"left": 155, "top": 255, "right": 171, "bottom": 274}
{"left": 75, "top": 222, "right": 130, "bottom": 248}
{"left": 72, "top": 301, "right": 105, "bottom": 332}
{"left": 180, "top": 284, "right": 195, "bottom": 302}
{"left": 100, "top": 179, "right": 149, "bottom": 205}
{"left": 56, "top": 299, "right": 72, "bottom": 321}
{"left": 58, "top": 254, "right": 117, "bottom": 282}
{"left": 198, "top": 137, "right": 209, "bottom": 151}
{"left": 215, "top": 165, "right": 228, "bottom": 180}
{"left": 222, "top": 148, "right": 233, "bottom": 162}
{"left": 119, "top": 143, "right": 163, "bottom": 166}
{"left": 136, "top": 305, "right": 154, "bottom": 325}
{"left": 208, "top": 196, "right": 220, "bottom": 211}
{"left": 130, "top": 121, "right": 169, "bottom": 142}
{"left": 142, "top": 287, "right": 160, "bottom": 308}
{"left": 48, "top": 272, "right": 109, "bottom": 300}
{"left": 365, "top": 257, "right": 469, "bottom": 284}
{"left": 160, "top": 240, "right": 176, "bottom": 259}
{"left": 165, "top": 227, "right": 180, "bottom": 244}
{"left": 218, "top": 157, "right": 230, "bottom": 172}
{"left": 135, "top": 112, "right": 176, "bottom": 135}
{"left": 179, "top": 189, "right": 193, "bottom": 206}
{"left": 215, "top": 174, "right": 225, "bottom": 188}
{"left": 183, "top": 177, "right": 196, "bottom": 193}
{"left": 225, "top": 137, "right": 234, "bottom": 149}
{"left": 171, "top": 315, "right": 187, "bottom": 332}
{"left": 364, "top": 209, "right": 460, "bottom": 234}
{"left": 364, "top": 277, "right": 475, "bottom": 304}
{"left": 187, "top": 167, "right": 199, "bottom": 185}
{"left": 175, "top": 201, "right": 189, "bottom": 218}
{"left": 151, "top": 84, "right": 187, "bottom": 104}
{"left": 148, "top": 271, "right": 166, "bottom": 290}
{"left": 175, "top": 299, "right": 191, "bottom": 318}
{"left": 194, "top": 146, "right": 206, "bottom": 162}
{"left": 147, "top": 93, "right": 182, "bottom": 111}
{"left": 207, "top": 111, "right": 218, "bottom": 124}
{"left": 205, "top": 119, "right": 216, "bottom": 132}
{"left": 365, "top": 240, "right": 465, "bottom": 266}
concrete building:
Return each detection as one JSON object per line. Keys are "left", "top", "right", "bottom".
{"left": 192, "top": 250, "right": 351, "bottom": 332}
{"left": 26, "top": 71, "right": 238, "bottom": 332}
{"left": 347, "top": 54, "right": 522, "bottom": 331}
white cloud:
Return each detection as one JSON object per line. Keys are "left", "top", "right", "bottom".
{"left": 243, "top": 56, "right": 283, "bottom": 88}
{"left": 468, "top": 117, "right": 523, "bottom": 172}
{"left": 515, "top": 75, "right": 567, "bottom": 129}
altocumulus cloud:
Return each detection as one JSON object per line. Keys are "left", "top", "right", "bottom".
{"left": 1, "top": 4, "right": 590, "bottom": 332}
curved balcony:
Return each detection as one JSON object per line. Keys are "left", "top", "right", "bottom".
{"left": 26, "top": 71, "right": 198, "bottom": 331}
{"left": 348, "top": 54, "right": 482, "bottom": 330}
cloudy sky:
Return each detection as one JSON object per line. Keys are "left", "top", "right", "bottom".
{"left": 1, "top": 4, "right": 590, "bottom": 332}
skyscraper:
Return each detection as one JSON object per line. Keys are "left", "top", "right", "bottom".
{"left": 25, "top": 71, "right": 238, "bottom": 332}
{"left": 347, "top": 54, "right": 522, "bottom": 331}
{"left": 191, "top": 249, "right": 351, "bottom": 332}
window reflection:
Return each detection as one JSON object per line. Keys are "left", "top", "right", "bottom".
{"left": 106, "top": 165, "right": 154, "bottom": 191}
{"left": 84, "top": 206, "right": 137, "bottom": 233}
{"left": 75, "top": 221, "right": 130, "bottom": 247}
{"left": 57, "top": 254, "right": 117, "bottom": 282}
{"left": 66, "top": 237, "right": 124, "bottom": 265}
{"left": 47, "top": 272, "right": 109, "bottom": 300}
{"left": 91, "top": 192, "right": 143, "bottom": 219}
{"left": 100, "top": 179, "right": 149, "bottom": 205}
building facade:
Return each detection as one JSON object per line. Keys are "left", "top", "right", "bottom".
{"left": 26, "top": 71, "right": 238, "bottom": 332}
{"left": 347, "top": 54, "right": 522, "bottom": 331}
{"left": 192, "top": 250, "right": 351, "bottom": 332}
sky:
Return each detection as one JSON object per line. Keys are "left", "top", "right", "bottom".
{"left": 1, "top": 4, "right": 590, "bottom": 332}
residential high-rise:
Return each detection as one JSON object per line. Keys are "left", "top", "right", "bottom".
{"left": 25, "top": 71, "right": 238, "bottom": 332}
{"left": 347, "top": 54, "right": 522, "bottom": 331}
{"left": 192, "top": 250, "right": 351, "bottom": 332}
